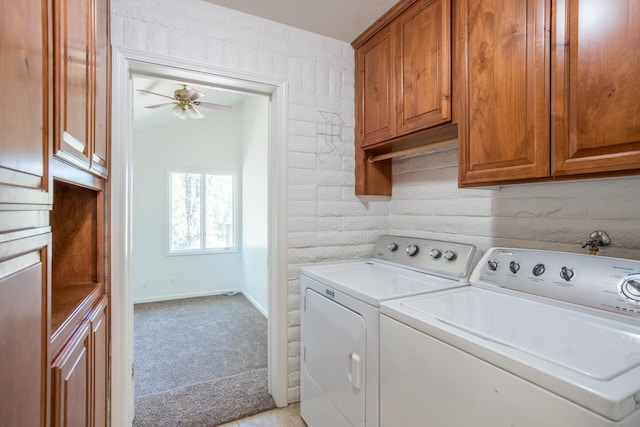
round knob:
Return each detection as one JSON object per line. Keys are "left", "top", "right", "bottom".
{"left": 388, "top": 242, "right": 398, "bottom": 252}
{"left": 619, "top": 274, "right": 640, "bottom": 302}
{"left": 443, "top": 250, "right": 456, "bottom": 261}
{"left": 406, "top": 244, "right": 419, "bottom": 257}
{"left": 560, "top": 266, "right": 575, "bottom": 281}
{"left": 509, "top": 261, "right": 520, "bottom": 274}
{"left": 429, "top": 248, "right": 442, "bottom": 259}
{"left": 487, "top": 260, "right": 498, "bottom": 271}
{"left": 533, "top": 263, "right": 546, "bottom": 276}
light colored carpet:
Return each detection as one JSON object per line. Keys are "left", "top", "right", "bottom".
{"left": 132, "top": 294, "right": 276, "bottom": 426}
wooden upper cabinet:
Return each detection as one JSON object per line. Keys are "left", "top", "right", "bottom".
{"left": 0, "top": 0, "right": 52, "bottom": 206}
{"left": 357, "top": 26, "right": 396, "bottom": 147}
{"left": 552, "top": 0, "right": 640, "bottom": 176}
{"left": 457, "top": 0, "right": 550, "bottom": 186}
{"left": 53, "top": 0, "right": 110, "bottom": 178}
{"left": 355, "top": 0, "right": 452, "bottom": 149}
{"left": 396, "top": 0, "right": 451, "bottom": 135}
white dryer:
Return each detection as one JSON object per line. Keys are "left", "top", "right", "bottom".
{"left": 380, "top": 248, "right": 640, "bottom": 426}
{"left": 299, "top": 235, "right": 479, "bottom": 427}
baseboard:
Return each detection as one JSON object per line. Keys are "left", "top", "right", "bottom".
{"left": 241, "top": 290, "right": 268, "bottom": 318}
{"left": 133, "top": 289, "right": 241, "bottom": 304}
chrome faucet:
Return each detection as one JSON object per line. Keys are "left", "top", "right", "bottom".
{"left": 581, "top": 230, "right": 610, "bottom": 255}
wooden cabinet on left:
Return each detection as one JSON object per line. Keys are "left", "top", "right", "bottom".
{"left": 0, "top": 230, "right": 51, "bottom": 426}
{"left": 0, "top": 0, "right": 53, "bottom": 207}
{"left": 52, "top": 0, "right": 110, "bottom": 178}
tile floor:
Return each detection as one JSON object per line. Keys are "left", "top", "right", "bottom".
{"left": 219, "top": 403, "right": 307, "bottom": 426}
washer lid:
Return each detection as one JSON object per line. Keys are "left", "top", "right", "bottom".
{"left": 399, "top": 287, "right": 640, "bottom": 380}
{"left": 300, "top": 260, "right": 463, "bottom": 306}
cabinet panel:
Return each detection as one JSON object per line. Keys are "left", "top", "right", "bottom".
{"left": 396, "top": 0, "right": 451, "bottom": 135}
{"left": 53, "top": 0, "right": 92, "bottom": 169}
{"left": 91, "top": 0, "right": 110, "bottom": 178}
{"left": 458, "top": 0, "right": 550, "bottom": 186}
{"left": 0, "top": 231, "right": 51, "bottom": 427}
{"left": 552, "top": 0, "right": 640, "bottom": 175}
{"left": 89, "top": 296, "right": 108, "bottom": 427}
{"left": 0, "top": 0, "right": 52, "bottom": 206}
{"left": 357, "top": 27, "right": 395, "bottom": 147}
{"left": 52, "top": 321, "right": 90, "bottom": 427}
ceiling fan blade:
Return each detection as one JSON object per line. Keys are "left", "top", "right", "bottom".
{"left": 187, "top": 105, "right": 204, "bottom": 120}
{"left": 136, "top": 89, "right": 176, "bottom": 100}
{"left": 187, "top": 88, "right": 205, "bottom": 101}
{"left": 195, "top": 101, "right": 232, "bottom": 112}
{"left": 144, "top": 102, "right": 177, "bottom": 109}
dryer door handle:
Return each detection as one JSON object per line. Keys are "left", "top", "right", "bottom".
{"left": 348, "top": 352, "right": 362, "bottom": 391}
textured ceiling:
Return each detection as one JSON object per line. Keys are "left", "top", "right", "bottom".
{"left": 201, "top": 0, "right": 399, "bottom": 42}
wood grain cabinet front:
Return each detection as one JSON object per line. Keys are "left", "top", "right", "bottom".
{"left": 458, "top": 0, "right": 640, "bottom": 186}
{"left": 354, "top": 0, "right": 453, "bottom": 194}
{"left": 52, "top": 0, "right": 110, "bottom": 178}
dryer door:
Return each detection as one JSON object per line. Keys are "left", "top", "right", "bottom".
{"left": 302, "top": 288, "right": 366, "bottom": 427}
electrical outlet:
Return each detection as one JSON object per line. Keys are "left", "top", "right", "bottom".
{"left": 142, "top": 280, "right": 148, "bottom": 288}
{"left": 171, "top": 277, "right": 176, "bottom": 286}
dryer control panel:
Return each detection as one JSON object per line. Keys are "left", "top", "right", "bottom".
{"left": 473, "top": 248, "right": 640, "bottom": 319}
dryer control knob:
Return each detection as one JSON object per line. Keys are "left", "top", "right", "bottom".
{"left": 533, "top": 263, "right": 546, "bottom": 276}
{"left": 443, "top": 250, "right": 456, "bottom": 261}
{"left": 487, "top": 260, "right": 498, "bottom": 271}
{"left": 620, "top": 275, "right": 640, "bottom": 302}
{"left": 509, "top": 261, "right": 520, "bottom": 274}
{"left": 560, "top": 266, "right": 575, "bottom": 281}
{"left": 388, "top": 242, "right": 398, "bottom": 252}
{"left": 406, "top": 244, "right": 419, "bottom": 257}
{"left": 429, "top": 248, "right": 442, "bottom": 259}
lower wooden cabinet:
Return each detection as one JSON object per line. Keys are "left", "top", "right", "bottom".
{"left": 0, "top": 231, "right": 51, "bottom": 427}
{"left": 52, "top": 295, "right": 108, "bottom": 427}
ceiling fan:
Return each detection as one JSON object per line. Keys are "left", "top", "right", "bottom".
{"left": 137, "top": 84, "right": 232, "bottom": 120}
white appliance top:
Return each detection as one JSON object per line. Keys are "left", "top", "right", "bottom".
{"left": 380, "top": 247, "right": 640, "bottom": 421}
{"left": 300, "top": 235, "right": 479, "bottom": 307}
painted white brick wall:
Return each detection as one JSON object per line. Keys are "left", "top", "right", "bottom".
{"left": 111, "top": 0, "right": 388, "bottom": 404}
{"left": 390, "top": 146, "right": 640, "bottom": 260}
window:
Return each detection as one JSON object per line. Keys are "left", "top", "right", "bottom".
{"left": 169, "top": 170, "right": 237, "bottom": 254}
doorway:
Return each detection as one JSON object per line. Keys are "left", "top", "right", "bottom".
{"left": 110, "top": 48, "right": 289, "bottom": 426}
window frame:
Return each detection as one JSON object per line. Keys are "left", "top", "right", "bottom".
{"left": 167, "top": 168, "right": 239, "bottom": 256}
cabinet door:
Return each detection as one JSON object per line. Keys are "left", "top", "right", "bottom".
{"left": 90, "top": 0, "right": 110, "bottom": 178}
{"left": 53, "top": 0, "right": 92, "bottom": 169}
{"left": 552, "top": 0, "right": 640, "bottom": 175}
{"left": 356, "top": 26, "right": 396, "bottom": 148}
{"left": 52, "top": 321, "right": 91, "bottom": 427}
{"left": 396, "top": 0, "right": 451, "bottom": 136}
{"left": 89, "top": 296, "right": 108, "bottom": 427}
{"left": 0, "top": 231, "right": 51, "bottom": 427}
{"left": 0, "top": 0, "right": 52, "bottom": 206}
{"left": 457, "top": 0, "right": 550, "bottom": 186}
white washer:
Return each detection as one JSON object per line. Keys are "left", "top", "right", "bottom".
{"left": 380, "top": 248, "right": 640, "bottom": 427}
{"left": 299, "top": 235, "right": 479, "bottom": 427}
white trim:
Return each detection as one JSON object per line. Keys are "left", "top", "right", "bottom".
{"left": 242, "top": 290, "right": 269, "bottom": 318}
{"left": 110, "top": 47, "right": 289, "bottom": 427}
{"left": 133, "top": 289, "right": 242, "bottom": 305}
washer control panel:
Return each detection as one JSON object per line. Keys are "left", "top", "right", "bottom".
{"left": 472, "top": 248, "right": 640, "bottom": 319}
{"left": 372, "top": 235, "right": 479, "bottom": 280}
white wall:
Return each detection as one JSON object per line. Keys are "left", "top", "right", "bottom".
{"left": 112, "top": 0, "right": 383, "bottom": 402}
{"left": 241, "top": 95, "right": 269, "bottom": 315}
{"left": 132, "top": 106, "right": 244, "bottom": 302}
{"left": 390, "top": 146, "right": 640, "bottom": 260}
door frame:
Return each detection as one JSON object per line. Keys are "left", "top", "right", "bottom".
{"left": 110, "top": 47, "right": 289, "bottom": 426}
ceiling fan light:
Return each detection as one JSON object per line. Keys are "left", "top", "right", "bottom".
{"left": 172, "top": 104, "right": 187, "bottom": 120}
{"left": 187, "top": 105, "right": 204, "bottom": 120}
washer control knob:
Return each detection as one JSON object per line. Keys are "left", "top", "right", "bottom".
{"left": 560, "top": 266, "right": 575, "bottom": 281}
{"left": 443, "top": 250, "right": 456, "bottom": 261}
{"left": 619, "top": 274, "right": 640, "bottom": 303}
{"left": 509, "top": 261, "right": 520, "bottom": 274}
{"left": 487, "top": 260, "right": 498, "bottom": 271}
{"left": 429, "top": 248, "right": 442, "bottom": 259}
{"left": 387, "top": 242, "right": 398, "bottom": 252}
{"left": 406, "top": 244, "right": 419, "bottom": 257}
{"left": 533, "top": 263, "right": 546, "bottom": 276}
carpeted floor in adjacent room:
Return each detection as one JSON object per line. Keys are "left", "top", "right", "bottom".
{"left": 132, "top": 293, "right": 276, "bottom": 427}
